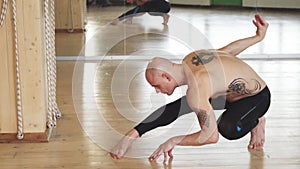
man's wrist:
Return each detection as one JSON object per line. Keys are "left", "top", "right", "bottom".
{"left": 125, "top": 129, "right": 140, "bottom": 139}
{"left": 170, "top": 136, "right": 183, "bottom": 145}
{"left": 253, "top": 35, "right": 263, "bottom": 42}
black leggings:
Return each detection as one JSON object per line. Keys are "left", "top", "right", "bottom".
{"left": 134, "top": 87, "right": 271, "bottom": 140}
{"left": 118, "top": 0, "right": 171, "bottom": 21}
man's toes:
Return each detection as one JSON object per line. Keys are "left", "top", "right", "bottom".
{"left": 112, "top": 154, "right": 121, "bottom": 159}
{"left": 256, "top": 142, "right": 264, "bottom": 150}
{"left": 111, "top": 154, "right": 117, "bottom": 159}
{"left": 248, "top": 143, "right": 254, "bottom": 149}
{"left": 251, "top": 141, "right": 264, "bottom": 150}
{"left": 253, "top": 145, "right": 260, "bottom": 150}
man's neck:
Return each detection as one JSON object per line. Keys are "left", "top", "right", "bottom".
{"left": 173, "top": 63, "right": 186, "bottom": 86}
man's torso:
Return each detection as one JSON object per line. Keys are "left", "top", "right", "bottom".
{"left": 183, "top": 49, "right": 266, "bottom": 102}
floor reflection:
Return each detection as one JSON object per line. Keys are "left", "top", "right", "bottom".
{"left": 249, "top": 149, "right": 265, "bottom": 169}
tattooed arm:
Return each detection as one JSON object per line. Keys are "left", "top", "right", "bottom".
{"left": 173, "top": 76, "right": 218, "bottom": 146}
{"left": 170, "top": 103, "right": 218, "bottom": 146}
{"left": 218, "top": 14, "right": 268, "bottom": 56}
{"left": 149, "top": 75, "right": 218, "bottom": 163}
{"left": 148, "top": 103, "right": 218, "bottom": 163}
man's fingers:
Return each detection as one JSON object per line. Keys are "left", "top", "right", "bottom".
{"left": 168, "top": 149, "right": 174, "bottom": 158}
{"left": 255, "top": 14, "right": 263, "bottom": 23}
{"left": 149, "top": 149, "right": 162, "bottom": 162}
{"left": 252, "top": 19, "right": 259, "bottom": 27}
{"left": 163, "top": 152, "right": 168, "bottom": 163}
{"left": 149, "top": 150, "right": 173, "bottom": 163}
{"left": 110, "top": 153, "right": 118, "bottom": 159}
{"left": 150, "top": 149, "right": 160, "bottom": 159}
{"left": 254, "top": 16, "right": 262, "bottom": 27}
{"left": 150, "top": 153, "right": 160, "bottom": 162}
{"left": 255, "top": 14, "right": 268, "bottom": 26}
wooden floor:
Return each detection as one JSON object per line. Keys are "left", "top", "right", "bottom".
{"left": 1, "top": 5, "right": 300, "bottom": 169}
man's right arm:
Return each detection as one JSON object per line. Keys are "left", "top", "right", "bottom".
{"left": 218, "top": 14, "right": 269, "bottom": 56}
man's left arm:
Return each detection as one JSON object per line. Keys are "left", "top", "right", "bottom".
{"left": 174, "top": 103, "right": 218, "bottom": 146}
{"left": 148, "top": 102, "right": 218, "bottom": 163}
{"left": 218, "top": 14, "right": 269, "bottom": 56}
{"left": 148, "top": 81, "right": 218, "bottom": 163}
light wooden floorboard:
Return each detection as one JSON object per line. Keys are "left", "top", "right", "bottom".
{"left": 1, "top": 5, "right": 300, "bottom": 169}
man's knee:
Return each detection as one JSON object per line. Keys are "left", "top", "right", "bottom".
{"left": 218, "top": 121, "right": 243, "bottom": 140}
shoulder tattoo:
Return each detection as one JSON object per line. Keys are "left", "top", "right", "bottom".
{"left": 228, "top": 78, "right": 261, "bottom": 95}
{"left": 191, "top": 51, "right": 217, "bottom": 66}
{"left": 197, "top": 110, "right": 209, "bottom": 128}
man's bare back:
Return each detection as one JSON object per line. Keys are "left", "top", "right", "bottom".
{"left": 183, "top": 50, "right": 267, "bottom": 102}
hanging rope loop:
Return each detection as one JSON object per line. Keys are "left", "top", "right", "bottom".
{"left": 45, "top": 0, "right": 61, "bottom": 129}
{"left": 10, "top": 0, "right": 61, "bottom": 139}
{"left": 0, "top": 0, "right": 8, "bottom": 28}
{"left": 12, "top": 0, "right": 24, "bottom": 140}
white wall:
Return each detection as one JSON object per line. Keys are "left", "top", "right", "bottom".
{"left": 243, "top": 0, "right": 300, "bottom": 9}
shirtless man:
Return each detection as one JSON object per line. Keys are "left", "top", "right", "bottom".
{"left": 110, "top": 14, "right": 270, "bottom": 163}
{"left": 111, "top": 0, "right": 170, "bottom": 25}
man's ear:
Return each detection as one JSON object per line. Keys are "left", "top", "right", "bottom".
{"left": 162, "top": 73, "right": 171, "bottom": 81}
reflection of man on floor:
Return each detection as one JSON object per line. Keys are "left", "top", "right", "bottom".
{"left": 110, "top": 14, "right": 270, "bottom": 163}
{"left": 87, "top": 0, "right": 112, "bottom": 7}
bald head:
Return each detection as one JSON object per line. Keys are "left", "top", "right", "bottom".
{"left": 146, "top": 57, "right": 173, "bottom": 73}
{"left": 145, "top": 57, "right": 181, "bottom": 95}
{"left": 145, "top": 56, "right": 188, "bottom": 95}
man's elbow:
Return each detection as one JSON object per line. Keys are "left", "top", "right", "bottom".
{"left": 207, "top": 132, "right": 219, "bottom": 144}
{"left": 197, "top": 129, "right": 219, "bottom": 145}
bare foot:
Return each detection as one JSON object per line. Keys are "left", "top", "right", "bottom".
{"left": 162, "top": 14, "right": 170, "bottom": 25}
{"left": 110, "top": 19, "right": 120, "bottom": 25}
{"left": 110, "top": 129, "right": 139, "bottom": 159}
{"left": 248, "top": 117, "right": 266, "bottom": 150}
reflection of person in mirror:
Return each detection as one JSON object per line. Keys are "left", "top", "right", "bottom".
{"left": 110, "top": 14, "right": 270, "bottom": 163}
{"left": 111, "top": 0, "right": 171, "bottom": 25}
{"left": 87, "top": 0, "right": 112, "bottom": 7}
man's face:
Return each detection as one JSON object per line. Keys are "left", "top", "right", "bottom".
{"left": 145, "top": 69, "right": 175, "bottom": 96}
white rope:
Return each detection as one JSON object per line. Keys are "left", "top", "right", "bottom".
{"left": 45, "top": 0, "right": 61, "bottom": 129}
{"left": 10, "top": 0, "right": 61, "bottom": 137}
{"left": 51, "top": 0, "right": 61, "bottom": 119}
{"left": 12, "top": 0, "right": 24, "bottom": 140}
{"left": 0, "top": 0, "right": 8, "bottom": 28}
{"left": 45, "top": 0, "right": 54, "bottom": 128}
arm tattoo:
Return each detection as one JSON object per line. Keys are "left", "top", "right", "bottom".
{"left": 197, "top": 110, "right": 209, "bottom": 128}
{"left": 191, "top": 51, "right": 217, "bottom": 66}
{"left": 228, "top": 78, "right": 261, "bottom": 95}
